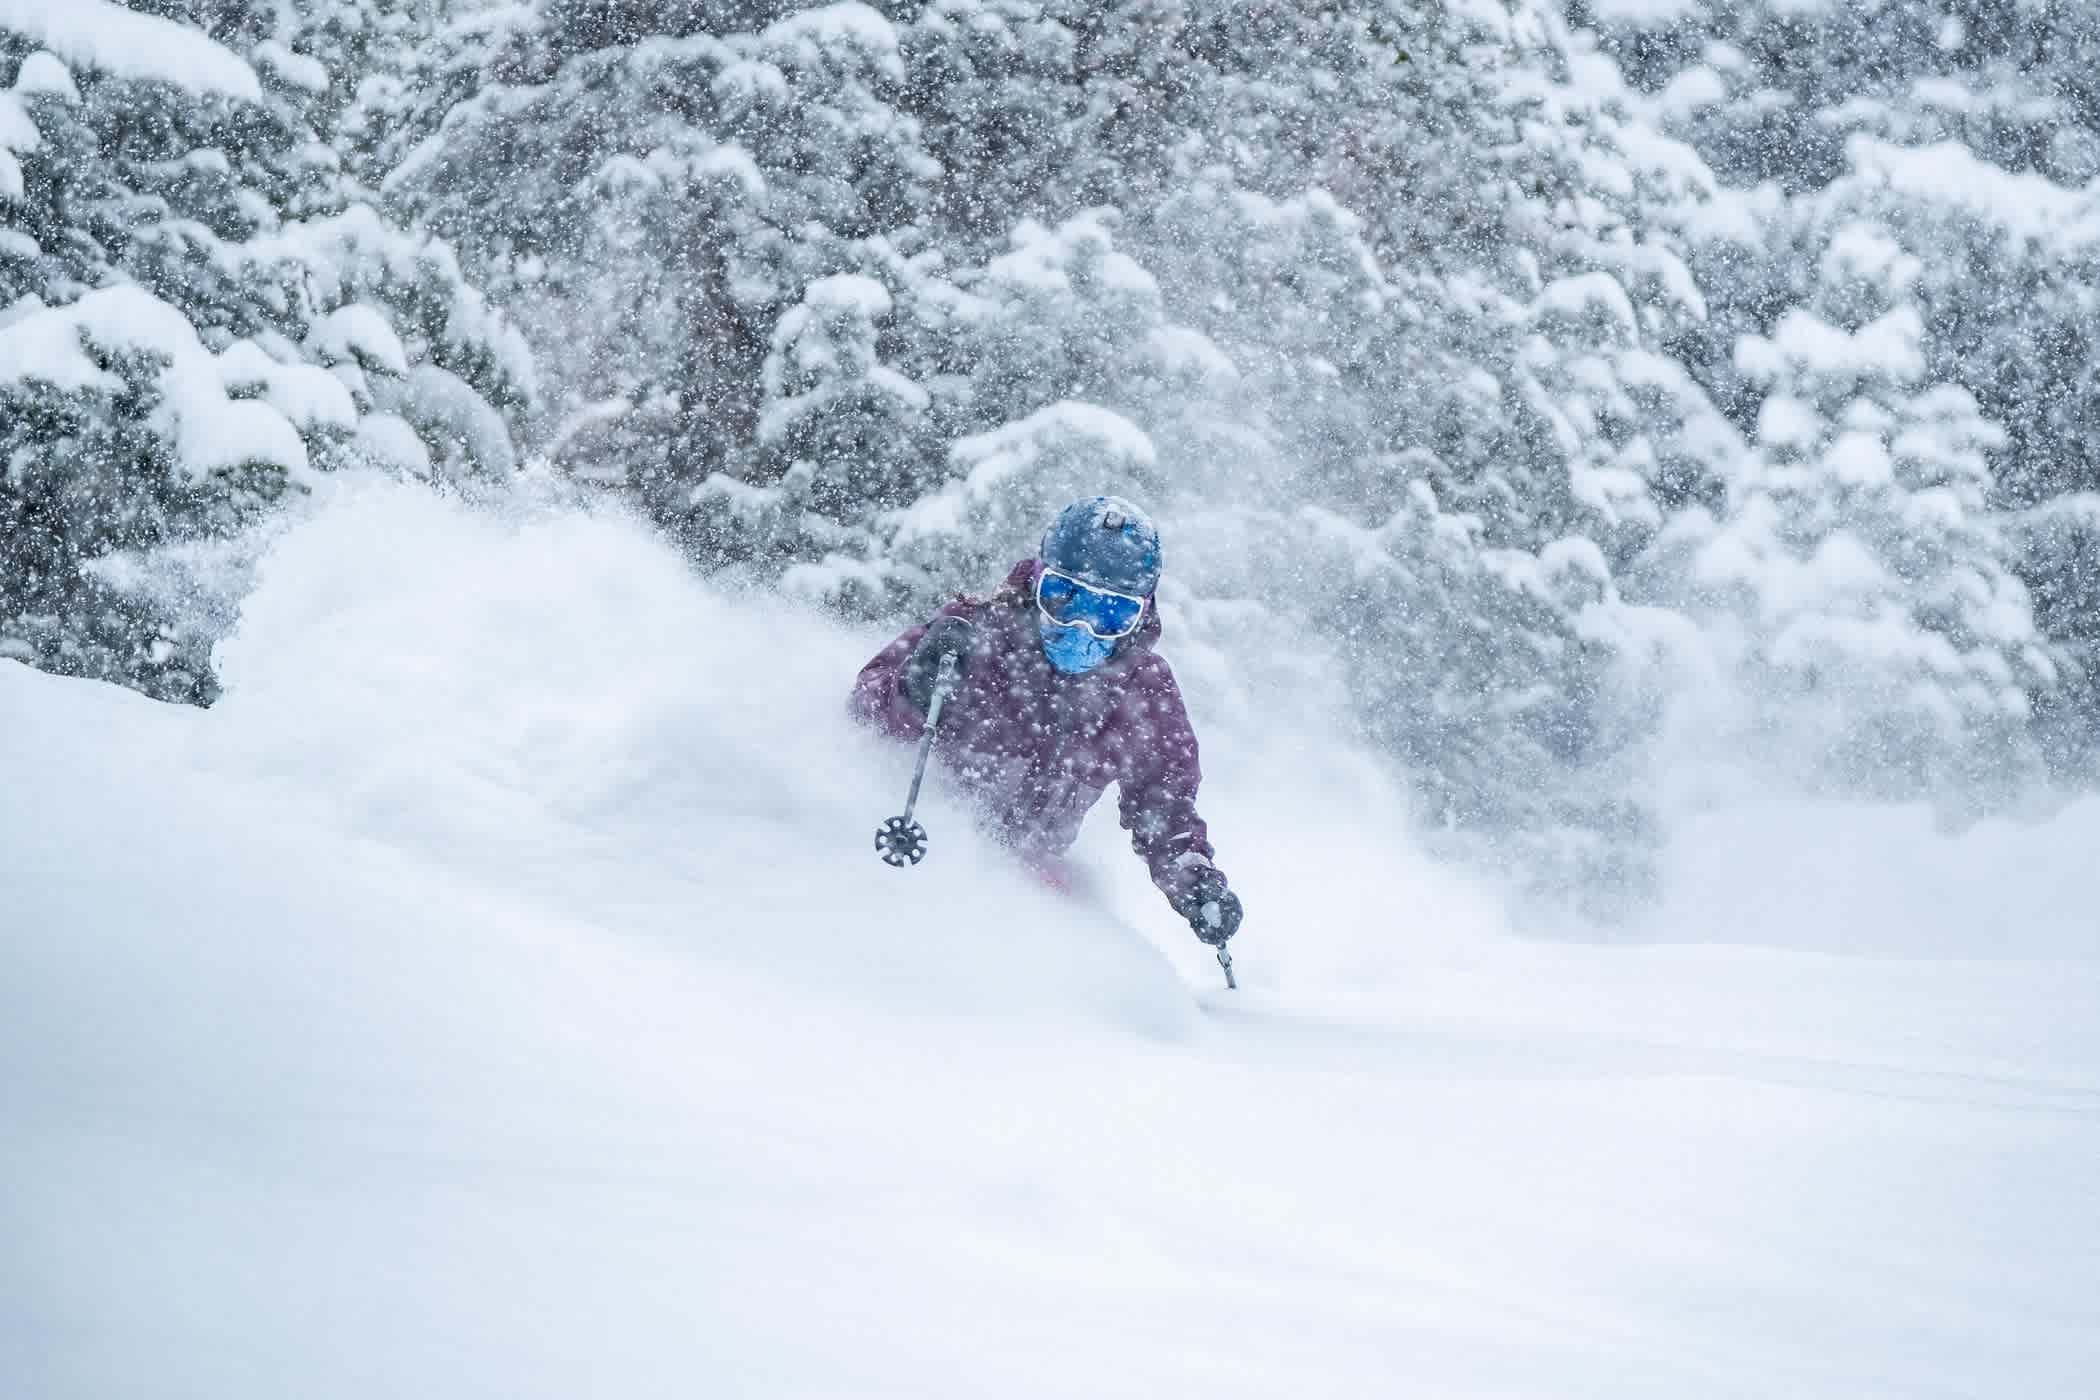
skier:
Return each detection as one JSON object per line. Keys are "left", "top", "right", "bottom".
{"left": 852, "top": 496, "right": 1243, "bottom": 951}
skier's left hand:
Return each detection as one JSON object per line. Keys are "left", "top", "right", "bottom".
{"left": 1177, "top": 868, "right": 1242, "bottom": 946}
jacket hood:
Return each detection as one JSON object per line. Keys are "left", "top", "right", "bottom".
{"left": 995, "top": 557, "right": 1163, "bottom": 655}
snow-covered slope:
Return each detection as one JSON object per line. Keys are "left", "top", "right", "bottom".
{"left": 5, "top": 482, "right": 2096, "bottom": 1397}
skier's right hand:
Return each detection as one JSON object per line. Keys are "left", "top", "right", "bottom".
{"left": 901, "top": 616, "right": 974, "bottom": 714}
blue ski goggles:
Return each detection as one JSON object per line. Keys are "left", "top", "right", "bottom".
{"left": 1036, "top": 567, "right": 1148, "bottom": 640}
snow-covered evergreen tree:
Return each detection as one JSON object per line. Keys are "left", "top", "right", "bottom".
{"left": 0, "top": 1, "right": 526, "bottom": 700}
{"left": 1585, "top": 0, "right": 2100, "bottom": 778}
{"left": 1688, "top": 221, "right": 2054, "bottom": 795}
{"left": 381, "top": 3, "right": 936, "bottom": 535}
{"left": 1119, "top": 4, "right": 1733, "bottom": 889}
{"left": 685, "top": 271, "right": 931, "bottom": 613}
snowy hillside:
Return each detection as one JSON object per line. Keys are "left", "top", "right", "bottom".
{"left": 6, "top": 483, "right": 2096, "bottom": 1397}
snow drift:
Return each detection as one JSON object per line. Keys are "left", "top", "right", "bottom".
{"left": 3, "top": 481, "right": 2096, "bottom": 1397}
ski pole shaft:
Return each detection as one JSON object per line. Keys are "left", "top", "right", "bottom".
{"left": 874, "top": 653, "right": 959, "bottom": 868}
{"left": 1216, "top": 945, "right": 1237, "bottom": 990}
{"left": 899, "top": 652, "right": 957, "bottom": 826}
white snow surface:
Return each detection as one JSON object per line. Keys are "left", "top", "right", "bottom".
{"left": 0, "top": 0, "right": 261, "bottom": 101}
{"left": 3, "top": 481, "right": 2096, "bottom": 1397}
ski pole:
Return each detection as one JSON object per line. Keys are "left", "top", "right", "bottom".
{"left": 874, "top": 652, "right": 957, "bottom": 867}
{"left": 1216, "top": 944, "right": 1237, "bottom": 990}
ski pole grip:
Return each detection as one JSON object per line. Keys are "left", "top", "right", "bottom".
{"left": 924, "top": 651, "right": 958, "bottom": 725}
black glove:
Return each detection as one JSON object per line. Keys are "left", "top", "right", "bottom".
{"left": 1175, "top": 866, "right": 1242, "bottom": 947}
{"left": 901, "top": 616, "right": 975, "bottom": 714}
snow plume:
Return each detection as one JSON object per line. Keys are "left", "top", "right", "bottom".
{"left": 4, "top": 478, "right": 2097, "bottom": 1395}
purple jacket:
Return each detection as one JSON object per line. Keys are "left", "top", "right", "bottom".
{"left": 852, "top": 559, "right": 1224, "bottom": 906}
